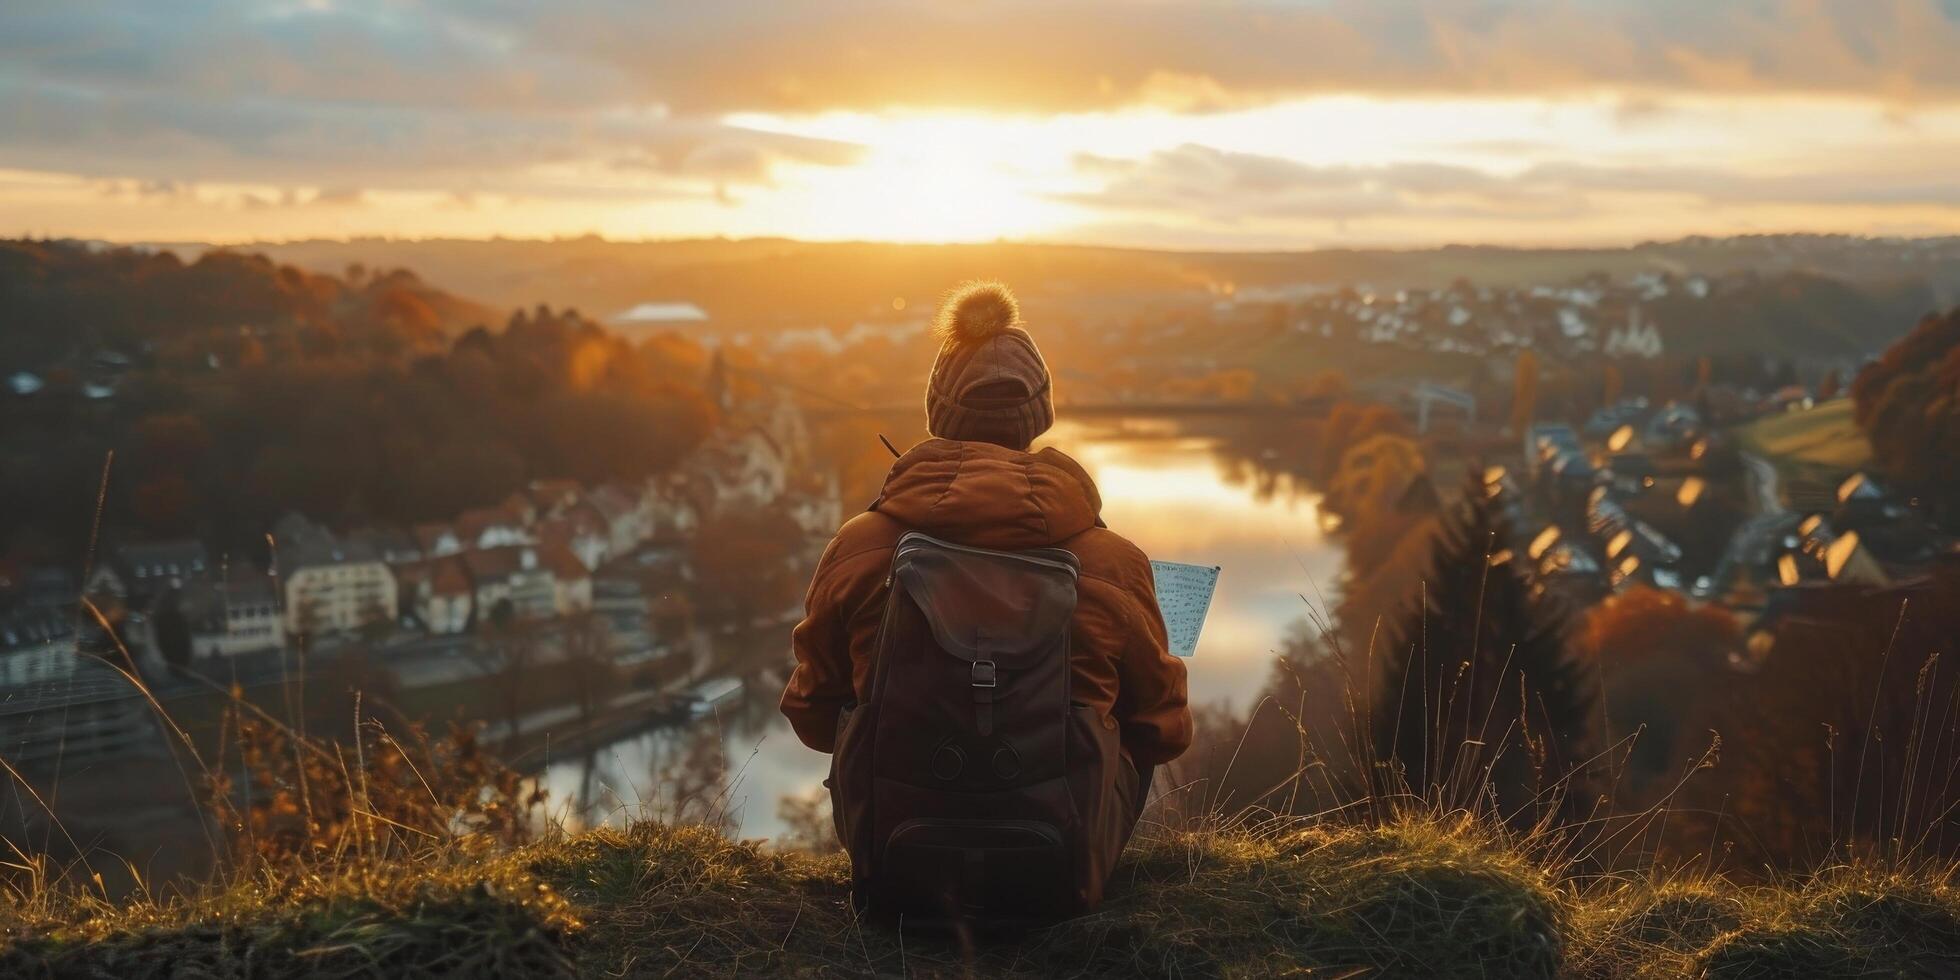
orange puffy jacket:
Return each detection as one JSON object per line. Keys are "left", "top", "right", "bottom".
{"left": 781, "top": 438, "right": 1192, "bottom": 768}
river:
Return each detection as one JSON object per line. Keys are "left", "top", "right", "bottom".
{"left": 538, "top": 417, "right": 1344, "bottom": 839}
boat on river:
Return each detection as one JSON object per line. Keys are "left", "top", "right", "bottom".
{"left": 674, "top": 676, "right": 745, "bottom": 719}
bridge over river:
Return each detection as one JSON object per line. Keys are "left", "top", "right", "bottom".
{"left": 803, "top": 398, "right": 1339, "bottom": 421}
{"left": 716, "top": 357, "right": 1484, "bottom": 428}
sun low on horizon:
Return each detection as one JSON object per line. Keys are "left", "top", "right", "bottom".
{"left": 5, "top": 1, "right": 1960, "bottom": 249}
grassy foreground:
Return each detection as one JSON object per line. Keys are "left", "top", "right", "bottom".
{"left": 2, "top": 818, "right": 1956, "bottom": 979}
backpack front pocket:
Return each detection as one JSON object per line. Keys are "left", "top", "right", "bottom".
{"left": 879, "top": 818, "right": 1067, "bottom": 920}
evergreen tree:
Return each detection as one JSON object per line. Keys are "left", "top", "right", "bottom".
{"left": 1373, "top": 469, "right": 1595, "bottom": 828}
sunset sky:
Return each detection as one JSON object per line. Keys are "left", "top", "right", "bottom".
{"left": 6, "top": 1, "right": 1960, "bottom": 248}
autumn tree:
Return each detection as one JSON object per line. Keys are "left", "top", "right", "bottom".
{"left": 1575, "top": 586, "right": 1737, "bottom": 805}
{"left": 126, "top": 414, "right": 216, "bottom": 536}
{"left": 1325, "top": 433, "right": 1425, "bottom": 528}
{"left": 1602, "top": 363, "right": 1624, "bottom": 409}
{"left": 640, "top": 331, "right": 712, "bottom": 379}
{"left": 372, "top": 285, "right": 435, "bottom": 328}
{"left": 0, "top": 241, "right": 724, "bottom": 564}
{"left": 1315, "top": 400, "right": 1411, "bottom": 480}
{"left": 1510, "top": 350, "right": 1540, "bottom": 435}
{"left": 131, "top": 473, "right": 198, "bottom": 536}
{"left": 1200, "top": 368, "right": 1259, "bottom": 401}
{"left": 130, "top": 414, "right": 215, "bottom": 474}
{"left": 1680, "top": 566, "right": 1960, "bottom": 866}
{"left": 1816, "top": 367, "right": 1842, "bottom": 402}
{"left": 1852, "top": 307, "right": 1960, "bottom": 522}
{"left": 1301, "top": 369, "right": 1351, "bottom": 402}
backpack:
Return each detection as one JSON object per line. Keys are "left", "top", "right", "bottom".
{"left": 827, "top": 530, "right": 1131, "bottom": 924}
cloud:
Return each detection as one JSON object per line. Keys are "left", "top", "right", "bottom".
{"left": 98, "top": 178, "right": 198, "bottom": 202}
{"left": 4, "top": 2, "right": 1957, "bottom": 127}
{"left": 309, "top": 185, "right": 367, "bottom": 207}
{"left": 5, "top": 0, "right": 1959, "bottom": 243}
{"left": 609, "top": 124, "right": 866, "bottom": 184}
{"left": 1609, "top": 96, "right": 1678, "bottom": 128}
{"left": 500, "top": 0, "right": 1960, "bottom": 113}
{"left": 0, "top": 1, "right": 867, "bottom": 194}
{"left": 1522, "top": 160, "right": 1960, "bottom": 207}
{"left": 2, "top": 1, "right": 1953, "bottom": 193}
{"left": 1064, "top": 144, "right": 1960, "bottom": 227}
{"left": 238, "top": 185, "right": 369, "bottom": 210}
{"left": 0, "top": 72, "right": 863, "bottom": 195}
{"left": 1065, "top": 145, "right": 1577, "bottom": 224}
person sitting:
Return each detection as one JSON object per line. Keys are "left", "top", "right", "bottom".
{"left": 780, "top": 282, "right": 1191, "bottom": 921}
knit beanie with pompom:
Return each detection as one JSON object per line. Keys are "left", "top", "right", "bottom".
{"left": 924, "top": 282, "right": 1055, "bottom": 450}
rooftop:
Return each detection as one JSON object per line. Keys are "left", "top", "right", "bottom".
{"left": 612, "top": 302, "right": 708, "bottom": 324}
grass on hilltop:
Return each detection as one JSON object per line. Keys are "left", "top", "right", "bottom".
{"left": 1733, "top": 397, "right": 1872, "bottom": 472}
{"left": 2, "top": 816, "right": 1956, "bottom": 979}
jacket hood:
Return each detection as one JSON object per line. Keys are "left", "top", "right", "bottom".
{"left": 873, "top": 438, "right": 1102, "bottom": 550}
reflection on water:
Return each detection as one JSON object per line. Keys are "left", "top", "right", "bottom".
{"left": 1054, "top": 420, "right": 1343, "bottom": 709}
{"left": 537, "top": 691, "right": 815, "bottom": 839}
{"left": 540, "top": 418, "right": 1343, "bottom": 840}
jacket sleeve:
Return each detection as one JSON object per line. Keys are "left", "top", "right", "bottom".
{"left": 779, "top": 539, "right": 857, "bottom": 753}
{"left": 1113, "top": 575, "right": 1193, "bottom": 766}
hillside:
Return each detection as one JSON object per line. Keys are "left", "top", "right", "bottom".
{"left": 0, "top": 238, "right": 717, "bottom": 565}
{"left": 3, "top": 818, "right": 1954, "bottom": 978}
{"left": 1644, "top": 272, "right": 1935, "bottom": 358}
{"left": 191, "top": 235, "right": 1960, "bottom": 339}
{"left": 0, "top": 240, "right": 496, "bottom": 371}
{"left": 1735, "top": 399, "right": 1872, "bottom": 472}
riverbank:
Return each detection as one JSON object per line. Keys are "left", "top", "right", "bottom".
{"left": 4, "top": 816, "right": 1954, "bottom": 978}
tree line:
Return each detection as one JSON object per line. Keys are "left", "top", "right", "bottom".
{"left": 0, "top": 241, "right": 719, "bottom": 566}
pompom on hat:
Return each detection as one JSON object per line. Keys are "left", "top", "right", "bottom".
{"left": 925, "top": 282, "right": 1055, "bottom": 450}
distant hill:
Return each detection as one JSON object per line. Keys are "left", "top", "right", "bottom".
{"left": 1643, "top": 270, "right": 1936, "bottom": 358}
{"left": 0, "top": 239, "right": 711, "bottom": 564}
{"left": 0, "top": 239, "right": 497, "bottom": 373}
{"left": 163, "top": 235, "right": 1960, "bottom": 344}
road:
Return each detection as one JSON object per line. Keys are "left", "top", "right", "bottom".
{"left": 1702, "top": 452, "right": 1798, "bottom": 595}
{"left": 1742, "top": 451, "right": 1787, "bottom": 517}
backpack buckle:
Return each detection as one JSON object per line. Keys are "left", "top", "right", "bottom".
{"left": 971, "top": 660, "right": 997, "bottom": 688}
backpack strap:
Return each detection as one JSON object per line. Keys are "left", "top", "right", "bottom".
{"left": 972, "top": 627, "right": 999, "bottom": 736}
